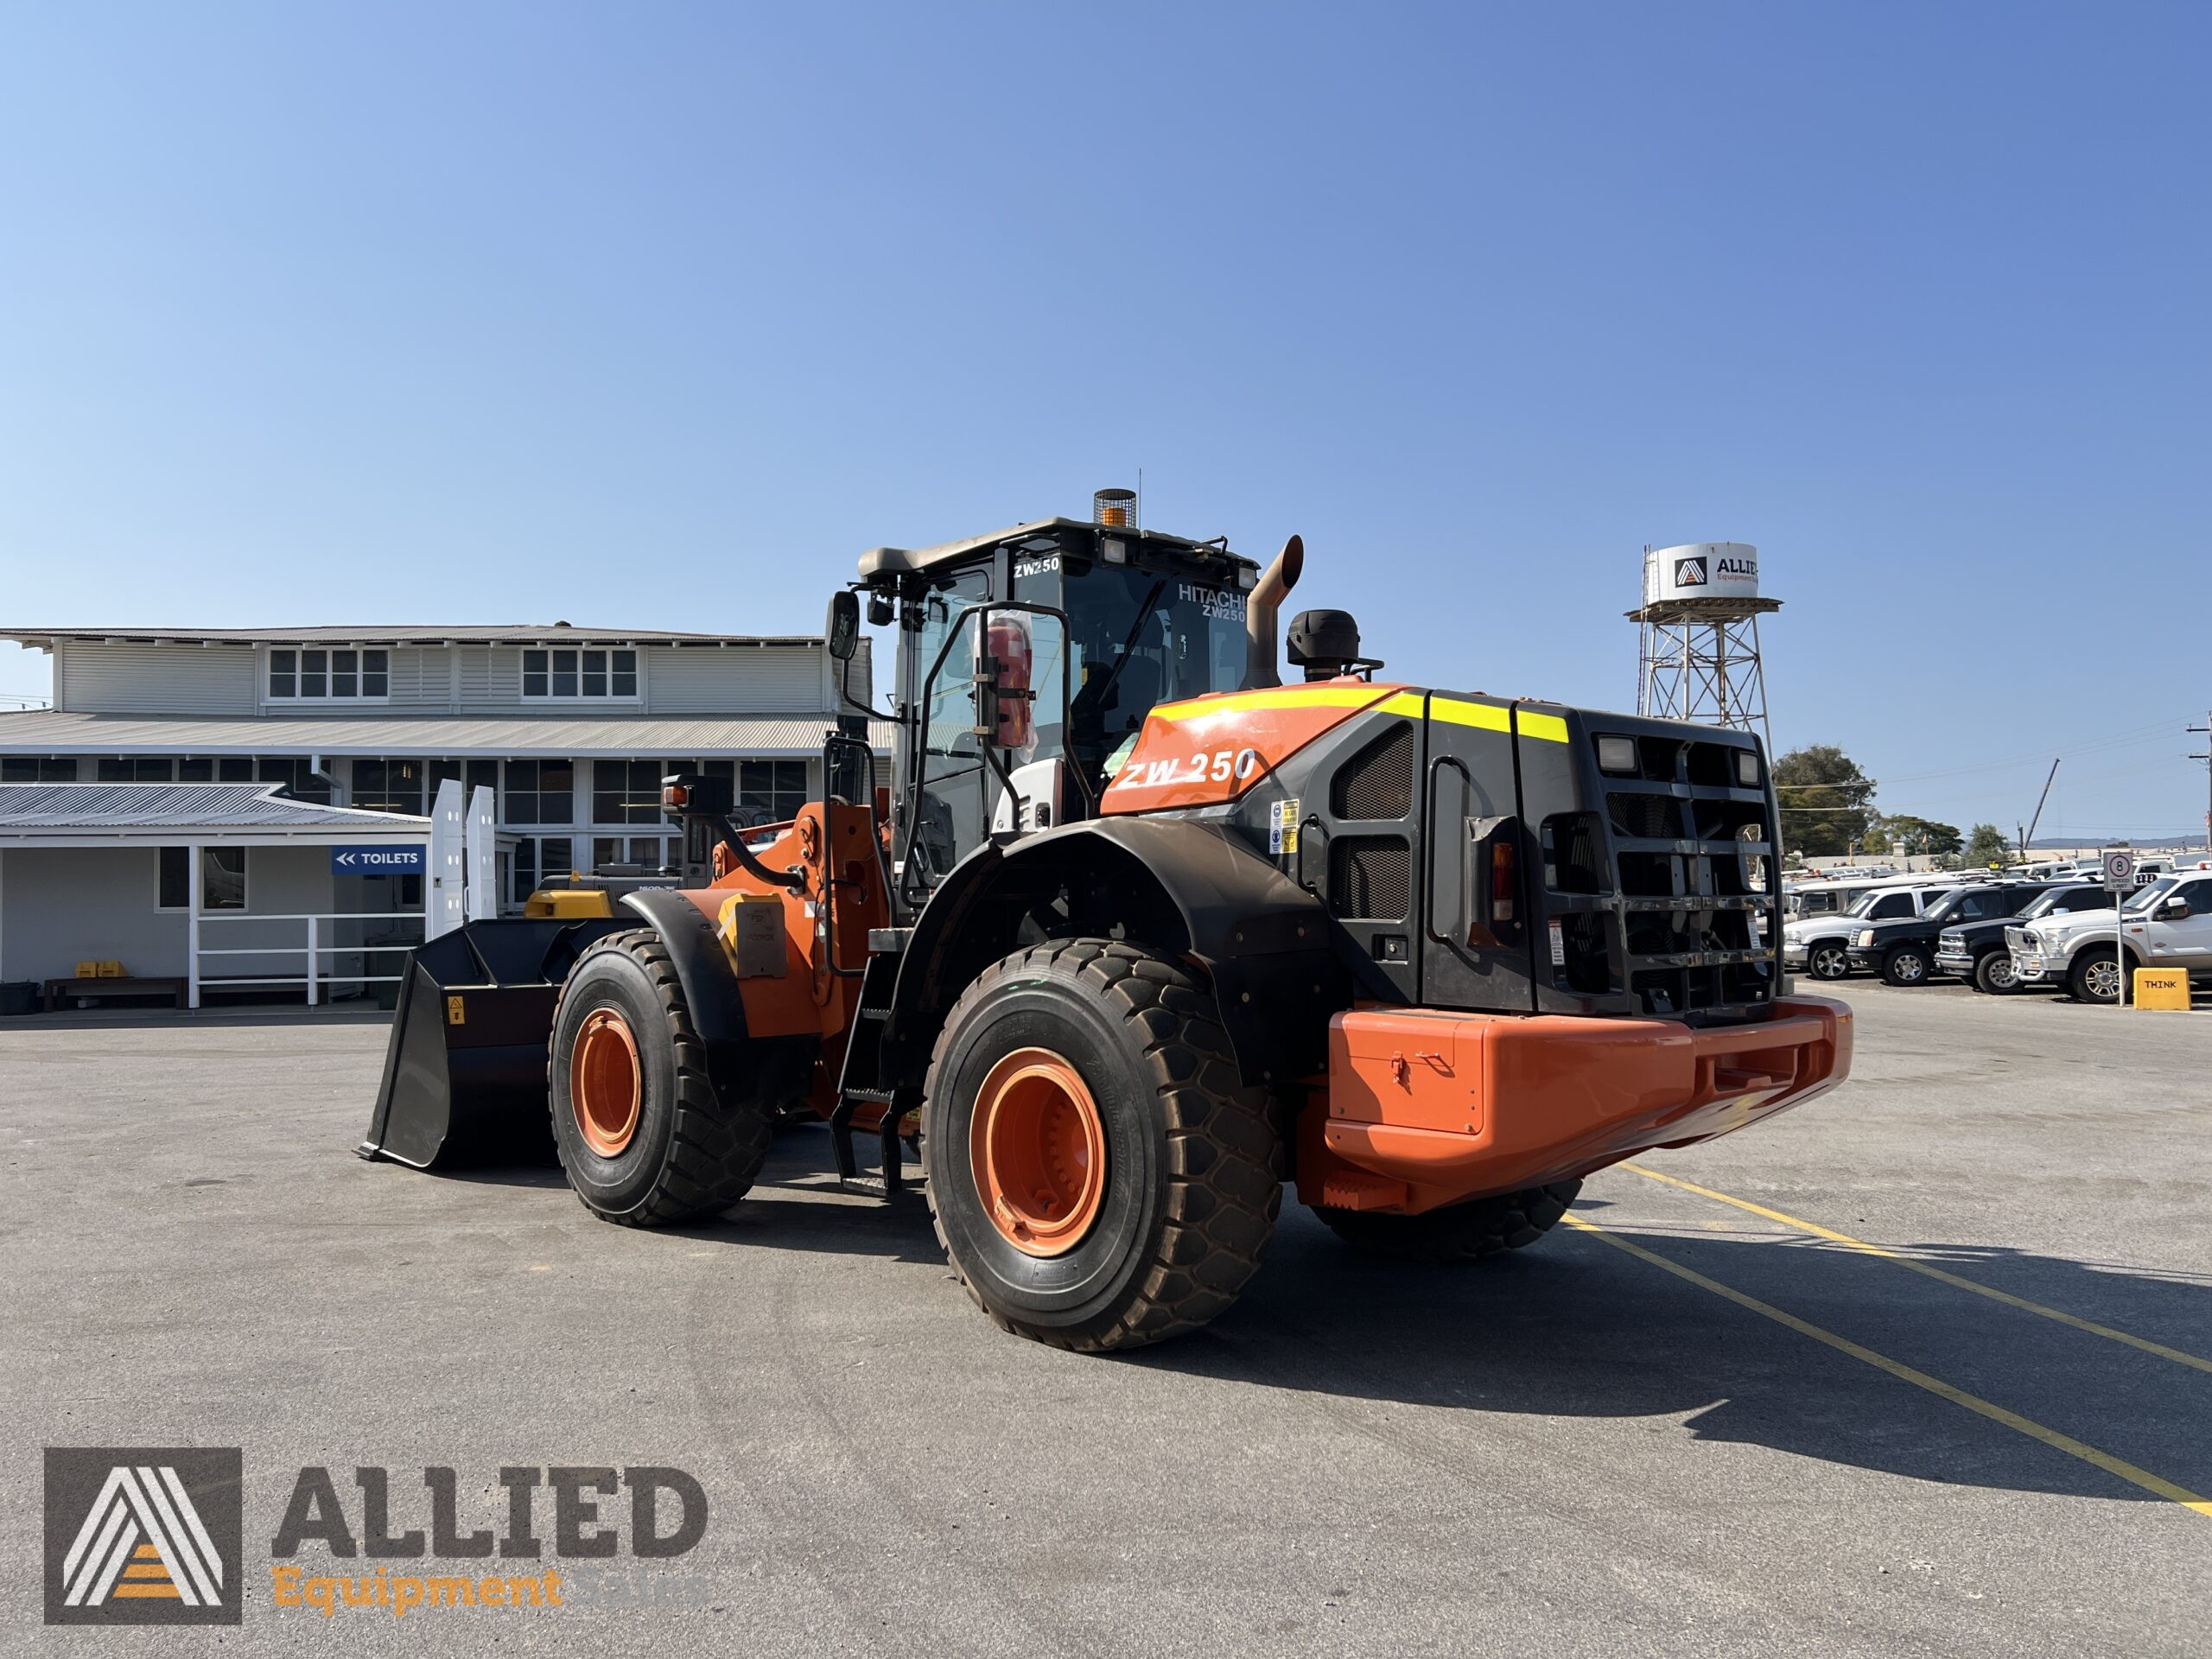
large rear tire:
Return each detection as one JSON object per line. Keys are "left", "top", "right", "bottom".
{"left": 921, "top": 938, "right": 1280, "bottom": 1352}
{"left": 1315, "top": 1181, "right": 1581, "bottom": 1263}
{"left": 548, "top": 928, "right": 774, "bottom": 1226}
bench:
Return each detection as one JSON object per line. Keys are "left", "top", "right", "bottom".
{"left": 41, "top": 976, "right": 189, "bottom": 1013}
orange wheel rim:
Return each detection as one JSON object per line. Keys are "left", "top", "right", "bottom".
{"left": 969, "top": 1047, "right": 1107, "bottom": 1257}
{"left": 571, "top": 1008, "right": 641, "bottom": 1157}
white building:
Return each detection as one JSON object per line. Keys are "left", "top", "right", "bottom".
{"left": 0, "top": 623, "right": 881, "bottom": 908}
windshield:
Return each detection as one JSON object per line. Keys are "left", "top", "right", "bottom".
{"left": 1921, "top": 891, "right": 1965, "bottom": 924}
{"left": 2019, "top": 887, "right": 2086, "bottom": 920}
{"left": 1846, "top": 887, "right": 1899, "bottom": 918}
{"left": 2122, "top": 877, "right": 2178, "bottom": 915}
{"left": 1032, "top": 560, "right": 1249, "bottom": 782}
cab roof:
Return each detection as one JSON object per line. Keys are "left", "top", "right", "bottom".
{"left": 858, "top": 518, "right": 1253, "bottom": 583}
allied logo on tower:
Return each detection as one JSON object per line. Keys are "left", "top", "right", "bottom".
{"left": 1673, "top": 556, "right": 1708, "bottom": 587}
{"left": 45, "top": 1448, "right": 244, "bottom": 1625}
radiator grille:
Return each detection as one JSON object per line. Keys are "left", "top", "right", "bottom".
{"left": 1331, "top": 721, "right": 1415, "bottom": 820}
{"left": 1330, "top": 836, "right": 1410, "bottom": 919}
{"left": 1548, "top": 732, "right": 1782, "bottom": 1019}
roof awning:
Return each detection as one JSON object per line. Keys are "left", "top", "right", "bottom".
{"left": 0, "top": 783, "right": 434, "bottom": 846}
{"left": 0, "top": 711, "right": 895, "bottom": 759}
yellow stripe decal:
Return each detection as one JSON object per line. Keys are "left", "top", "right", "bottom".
{"left": 1149, "top": 685, "right": 1391, "bottom": 722}
{"left": 1565, "top": 1216, "right": 2212, "bottom": 1518}
{"left": 1372, "top": 691, "right": 1427, "bottom": 718}
{"left": 1430, "top": 697, "right": 1512, "bottom": 734}
{"left": 1516, "top": 709, "right": 1570, "bottom": 743}
{"left": 1623, "top": 1163, "right": 2212, "bottom": 1375}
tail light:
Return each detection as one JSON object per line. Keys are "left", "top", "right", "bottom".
{"left": 663, "top": 782, "right": 690, "bottom": 810}
{"left": 1491, "top": 840, "right": 1517, "bottom": 926}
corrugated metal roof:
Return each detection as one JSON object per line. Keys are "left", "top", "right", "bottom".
{"left": 0, "top": 783, "right": 430, "bottom": 831}
{"left": 0, "top": 625, "right": 830, "bottom": 648}
{"left": 0, "top": 710, "right": 896, "bottom": 757}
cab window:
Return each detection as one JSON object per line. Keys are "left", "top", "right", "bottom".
{"left": 1868, "top": 892, "right": 1915, "bottom": 919}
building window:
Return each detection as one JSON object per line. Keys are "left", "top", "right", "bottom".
{"left": 512, "top": 836, "right": 575, "bottom": 903}
{"left": 592, "top": 836, "right": 675, "bottom": 874}
{"left": 429, "top": 759, "right": 501, "bottom": 813}
{"left": 257, "top": 757, "right": 332, "bottom": 804}
{"left": 157, "top": 846, "right": 189, "bottom": 910}
{"left": 267, "top": 646, "right": 388, "bottom": 701}
{"left": 522, "top": 647, "right": 638, "bottom": 701}
{"left": 2, "top": 757, "right": 77, "bottom": 782}
{"left": 505, "top": 760, "right": 575, "bottom": 825}
{"left": 593, "top": 759, "right": 689, "bottom": 826}
{"left": 161, "top": 846, "right": 247, "bottom": 909}
{"left": 220, "top": 758, "right": 257, "bottom": 782}
{"left": 704, "top": 759, "right": 809, "bottom": 824}
{"left": 353, "top": 758, "right": 426, "bottom": 815}
{"left": 97, "top": 758, "right": 175, "bottom": 782}
{"left": 202, "top": 848, "right": 246, "bottom": 911}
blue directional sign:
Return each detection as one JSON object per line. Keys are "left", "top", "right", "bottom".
{"left": 332, "top": 844, "right": 425, "bottom": 874}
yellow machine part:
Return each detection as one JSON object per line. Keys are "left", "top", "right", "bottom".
{"left": 523, "top": 888, "right": 617, "bottom": 919}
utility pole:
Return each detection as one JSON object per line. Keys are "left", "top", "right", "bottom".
{"left": 2190, "top": 711, "right": 2210, "bottom": 855}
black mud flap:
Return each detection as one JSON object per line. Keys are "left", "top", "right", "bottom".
{"left": 358, "top": 918, "right": 629, "bottom": 1170}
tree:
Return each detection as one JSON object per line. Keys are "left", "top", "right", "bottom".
{"left": 1962, "top": 823, "right": 2011, "bottom": 868}
{"left": 1772, "top": 745, "right": 1876, "bottom": 858}
{"left": 1876, "top": 814, "right": 1961, "bottom": 858}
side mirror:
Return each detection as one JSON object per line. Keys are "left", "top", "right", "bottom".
{"left": 2158, "top": 899, "right": 2190, "bottom": 920}
{"left": 974, "top": 614, "right": 1034, "bottom": 750}
{"left": 824, "top": 590, "right": 860, "bottom": 661}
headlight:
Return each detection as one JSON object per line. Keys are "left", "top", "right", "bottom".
{"left": 1596, "top": 735, "right": 1638, "bottom": 776}
{"left": 1939, "top": 931, "right": 1961, "bottom": 947}
{"left": 1857, "top": 929, "right": 1877, "bottom": 947}
{"left": 1736, "top": 749, "right": 1761, "bottom": 787}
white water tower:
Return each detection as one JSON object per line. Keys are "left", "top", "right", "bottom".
{"left": 1630, "top": 543, "right": 1778, "bottom": 744}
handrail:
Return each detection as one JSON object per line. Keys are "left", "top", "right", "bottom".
{"left": 1423, "top": 753, "right": 1473, "bottom": 947}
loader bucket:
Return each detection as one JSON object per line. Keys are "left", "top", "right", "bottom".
{"left": 358, "top": 918, "right": 629, "bottom": 1170}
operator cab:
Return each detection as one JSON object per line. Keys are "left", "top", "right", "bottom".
{"left": 833, "top": 501, "right": 1261, "bottom": 906}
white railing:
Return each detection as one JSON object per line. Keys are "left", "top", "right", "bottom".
{"left": 191, "top": 911, "right": 426, "bottom": 1008}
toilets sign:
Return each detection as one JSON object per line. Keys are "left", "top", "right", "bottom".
{"left": 331, "top": 846, "right": 426, "bottom": 875}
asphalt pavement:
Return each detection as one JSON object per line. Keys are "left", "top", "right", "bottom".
{"left": 2, "top": 982, "right": 2206, "bottom": 1657}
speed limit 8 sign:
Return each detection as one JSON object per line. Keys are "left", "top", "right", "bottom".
{"left": 2102, "top": 849, "right": 2135, "bottom": 892}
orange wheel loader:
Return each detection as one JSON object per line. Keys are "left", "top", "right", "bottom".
{"left": 361, "top": 497, "right": 1850, "bottom": 1351}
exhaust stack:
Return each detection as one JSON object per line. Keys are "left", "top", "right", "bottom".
{"left": 1244, "top": 534, "right": 1305, "bottom": 689}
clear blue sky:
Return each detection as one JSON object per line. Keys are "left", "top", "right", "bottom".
{"left": 2, "top": 3, "right": 2205, "bottom": 843}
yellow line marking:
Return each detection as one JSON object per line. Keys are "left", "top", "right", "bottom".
{"left": 1622, "top": 1163, "right": 2212, "bottom": 1376}
{"left": 1516, "top": 709, "right": 1571, "bottom": 743}
{"left": 110, "top": 1584, "right": 183, "bottom": 1598}
{"left": 1373, "top": 691, "right": 1427, "bottom": 718}
{"left": 1563, "top": 1215, "right": 2212, "bottom": 1517}
{"left": 1150, "top": 685, "right": 1392, "bottom": 722}
{"left": 1430, "top": 696, "right": 1512, "bottom": 734}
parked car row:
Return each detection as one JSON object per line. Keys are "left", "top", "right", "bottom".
{"left": 1777, "top": 863, "right": 2212, "bottom": 1002}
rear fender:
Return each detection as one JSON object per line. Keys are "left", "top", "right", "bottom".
{"left": 881, "top": 818, "right": 1349, "bottom": 1090}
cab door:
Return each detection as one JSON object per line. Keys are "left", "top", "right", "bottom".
{"left": 1418, "top": 693, "right": 1540, "bottom": 1014}
{"left": 2145, "top": 876, "right": 2212, "bottom": 969}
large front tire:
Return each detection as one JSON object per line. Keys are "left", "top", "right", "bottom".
{"left": 548, "top": 928, "right": 774, "bottom": 1226}
{"left": 1316, "top": 1181, "right": 1581, "bottom": 1263}
{"left": 921, "top": 938, "right": 1280, "bottom": 1352}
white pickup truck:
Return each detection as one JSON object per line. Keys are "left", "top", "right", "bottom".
{"left": 2007, "top": 864, "right": 2212, "bottom": 1002}
{"left": 1782, "top": 880, "right": 1957, "bottom": 981}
